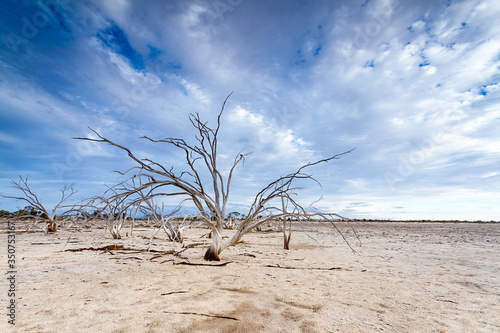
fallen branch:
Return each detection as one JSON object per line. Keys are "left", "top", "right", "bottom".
{"left": 183, "top": 242, "right": 206, "bottom": 249}
{"left": 109, "top": 256, "right": 143, "bottom": 261}
{"left": 264, "top": 264, "right": 343, "bottom": 271}
{"left": 161, "top": 291, "right": 189, "bottom": 296}
{"left": 174, "top": 242, "right": 206, "bottom": 255}
{"left": 173, "top": 261, "right": 233, "bottom": 267}
{"left": 160, "top": 259, "right": 175, "bottom": 264}
{"left": 115, "top": 250, "right": 145, "bottom": 255}
{"left": 436, "top": 298, "right": 458, "bottom": 304}
{"left": 150, "top": 254, "right": 165, "bottom": 261}
{"left": 65, "top": 245, "right": 175, "bottom": 255}
{"left": 65, "top": 244, "right": 124, "bottom": 252}
{"left": 164, "top": 311, "right": 238, "bottom": 321}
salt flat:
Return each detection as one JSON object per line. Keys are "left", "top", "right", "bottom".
{"left": 2, "top": 221, "right": 499, "bottom": 332}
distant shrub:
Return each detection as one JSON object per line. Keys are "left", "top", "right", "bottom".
{"left": 0, "top": 210, "right": 11, "bottom": 217}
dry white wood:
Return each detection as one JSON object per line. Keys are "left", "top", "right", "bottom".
{"left": 74, "top": 93, "right": 355, "bottom": 260}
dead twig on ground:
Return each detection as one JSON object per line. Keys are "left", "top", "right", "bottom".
{"left": 264, "top": 264, "right": 343, "bottom": 271}
{"left": 109, "top": 256, "right": 143, "bottom": 261}
{"left": 64, "top": 245, "right": 175, "bottom": 255}
{"left": 173, "top": 261, "right": 233, "bottom": 267}
{"left": 164, "top": 311, "right": 238, "bottom": 321}
{"left": 161, "top": 291, "right": 189, "bottom": 296}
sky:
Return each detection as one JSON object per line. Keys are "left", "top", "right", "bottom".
{"left": 0, "top": 0, "right": 499, "bottom": 221}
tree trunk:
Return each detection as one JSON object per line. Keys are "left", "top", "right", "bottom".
{"left": 204, "top": 225, "right": 247, "bottom": 261}
{"left": 218, "top": 230, "right": 244, "bottom": 255}
{"left": 111, "top": 223, "right": 122, "bottom": 239}
{"left": 204, "top": 227, "right": 222, "bottom": 261}
{"left": 47, "top": 221, "right": 57, "bottom": 233}
{"left": 283, "top": 231, "right": 291, "bottom": 250}
{"left": 283, "top": 219, "right": 291, "bottom": 250}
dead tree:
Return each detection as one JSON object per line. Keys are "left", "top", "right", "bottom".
{"left": 1, "top": 176, "right": 77, "bottom": 232}
{"left": 206, "top": 155, "right": 355, "bottom": 259}
{"left": 74, "top": 93, "right": 355, "bottom": 260}
{"left": 109, "top": 175, "right": 187, "bottom": 241}
{"left": 282, "top": 217, "right": 293, "bottom": 250}
{"left": 281, "top": 197, "right": 292, "bottom": 250}
{"left": 87, "top": 188, "right": 135, "bottom": 239}
{"left": 137, "top": 191, "right": 185, "bottom": 242}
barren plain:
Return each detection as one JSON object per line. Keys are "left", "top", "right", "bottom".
{"left": 1, "top": 220, "right": 499, "bottom": 332}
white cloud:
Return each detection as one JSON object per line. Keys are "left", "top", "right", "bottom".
{"left": 1, "top": 0, "right": 499, "bottom": 219}
{"left": 0, "top": 131, "right": 19, "bottom": 144}
{"left": 481, "top": 172, "right": 499, "bottom": 179}
{"left": 227, "top": 106, "right": 314, "bottom": 165}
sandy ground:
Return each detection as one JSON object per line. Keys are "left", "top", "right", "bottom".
{"left": 1, "top": 220, "right": 499, "bottom": 332}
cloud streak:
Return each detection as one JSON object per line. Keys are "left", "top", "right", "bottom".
{"left": 0, "top": 0, "right": 499, "bottom": 220}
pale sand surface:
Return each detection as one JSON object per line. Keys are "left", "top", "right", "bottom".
{"left": 1, "top": 221, "right": 499, "bottom": 332}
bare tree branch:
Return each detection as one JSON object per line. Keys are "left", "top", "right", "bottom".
{"left": 73, "top": 93, "right": 356, "bottom": 260}
{"left": 1, "top": 175, "right": 78, "bottom": 232}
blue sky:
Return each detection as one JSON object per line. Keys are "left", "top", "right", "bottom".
{"left": 0, "top": 0, "right": 499, "bottom": 220}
